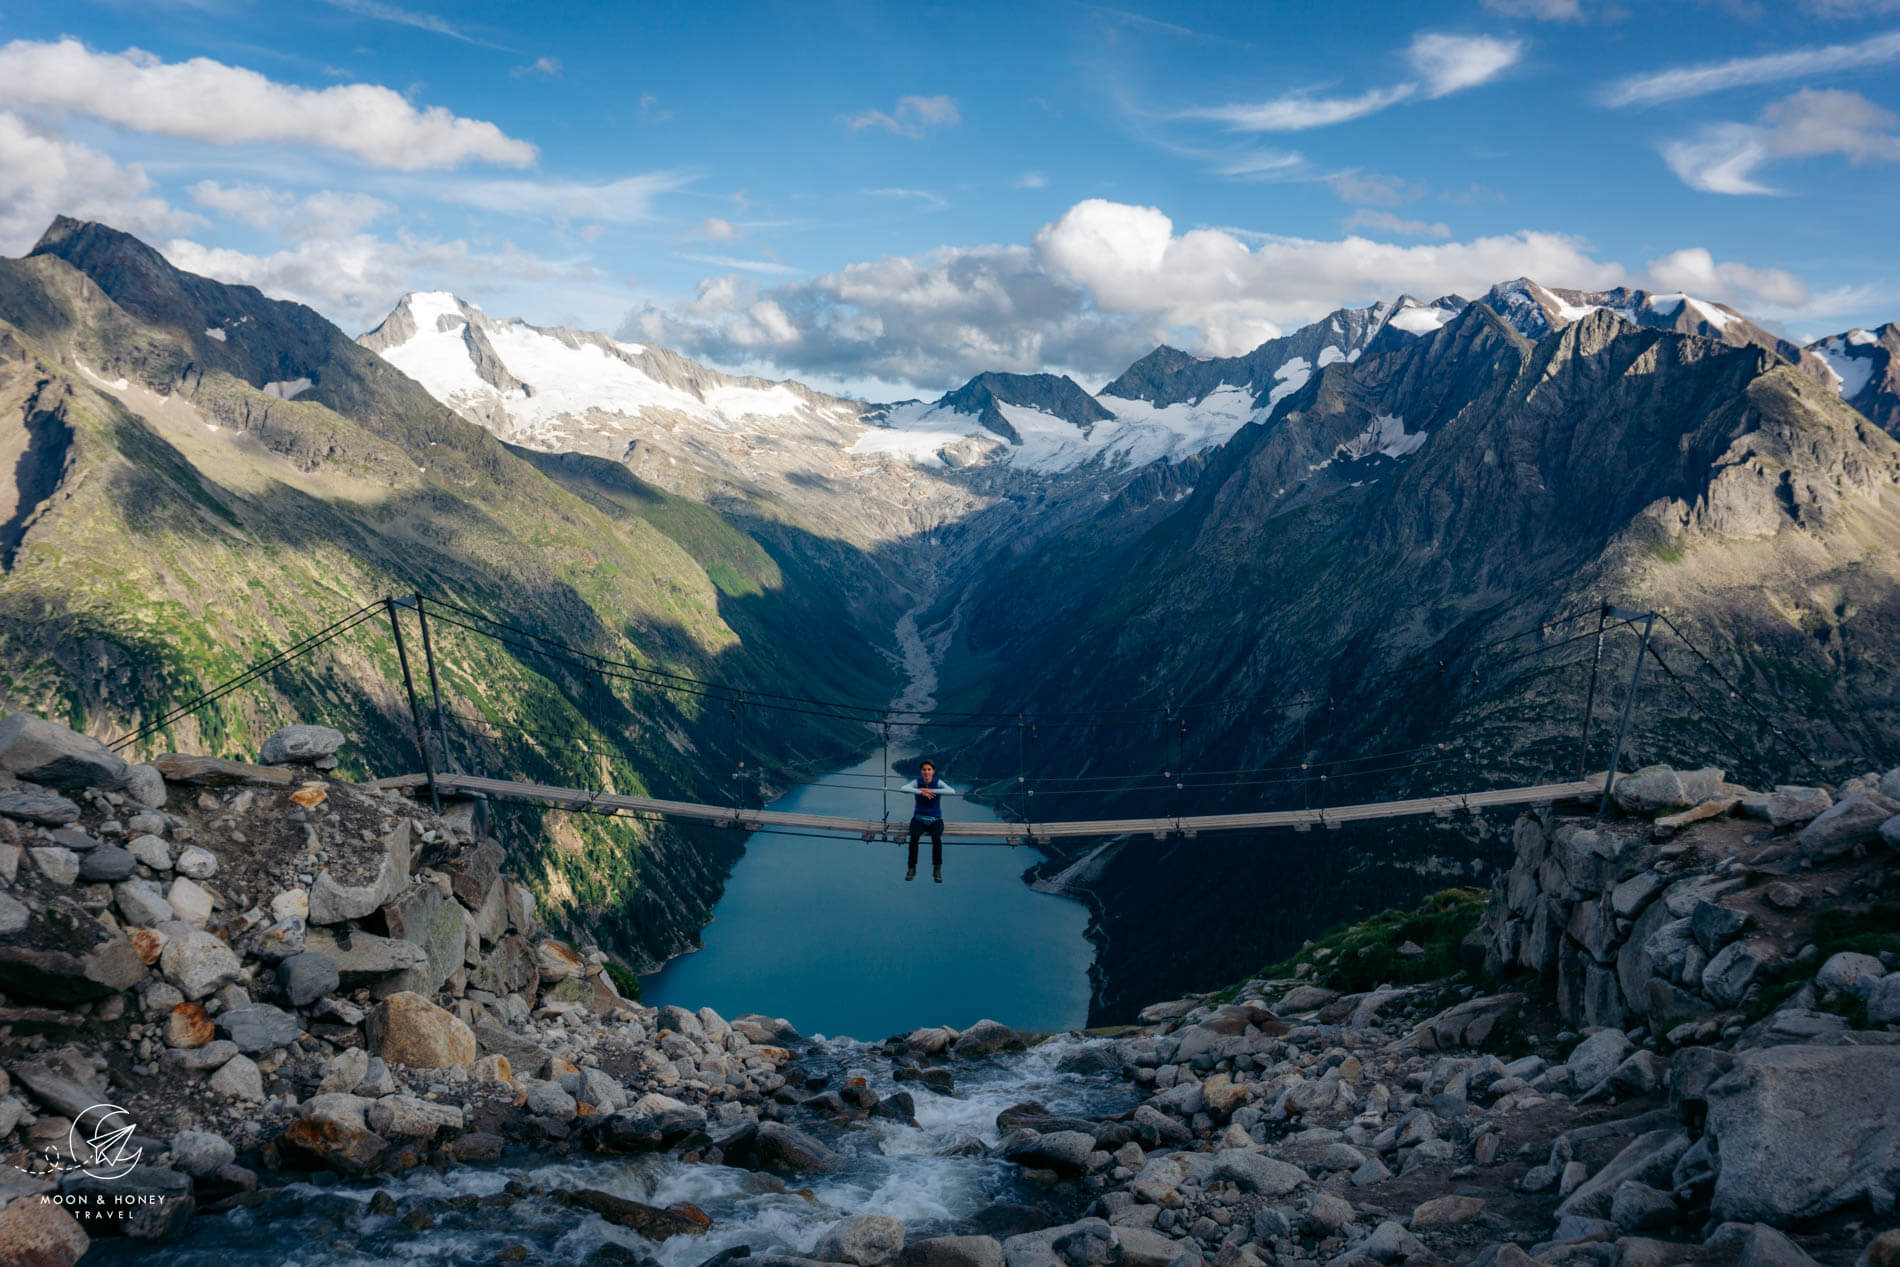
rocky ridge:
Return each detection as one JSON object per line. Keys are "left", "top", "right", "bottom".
{"left": 4, "top": 709, "right": 1900, "bottom": 1265}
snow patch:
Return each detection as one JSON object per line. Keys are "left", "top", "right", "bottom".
{"left": 1264, "top": 357, "right": 1311, "bottom": 409}
{"left": 1847, "top": 328, "right": 1878, "bottom": 347}
{"left": 263, "top": 378, "right": 312, "bottom": 400}
{"left": 1684, "top": 297, "right": 1733, "bottom": 333}
{"left": 74, "top": 360, "right": 129, "bottom": 391}
{"left": 204, "top": 327, "right": 227, "bottom": 342}
{"left": 1317, "top": 345, "right": 1346, "bottom": 368}
{"left": 1645, "top": 293, "right": 1686, "bottom": 317}
{"left": 1818, "top": 339, "right": 1875, "bottom": 398}
{"left": 1339, "top": 413, "right": 1427, "bottom": 461}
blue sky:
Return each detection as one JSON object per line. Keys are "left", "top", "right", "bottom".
{"left": 0, "top": 0, "right": 1897, "bottom": 395}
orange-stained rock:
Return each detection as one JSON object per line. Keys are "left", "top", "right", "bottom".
{"left": 0, "top": 1197, "right": 90, "bottom": 1267}
{"left": 366, "top": 990, "right": 476, "bottom": 1068}
{"left": 131, "top": 927, "right": 166, "bottom": 965}
{"left": 289, "top": 784, "right": 328, "bottom": 809}
{"left": 166, "top": 1001, "right": 214, "bottom": 1048}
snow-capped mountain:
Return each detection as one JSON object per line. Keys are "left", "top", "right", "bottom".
{"left": 1478, "top": 278, "right": 1830, "bottom": 380}
{"left": 1808, "top": 323, "right": 1899, "bottom": 434}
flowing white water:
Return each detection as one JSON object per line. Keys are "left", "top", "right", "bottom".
{"left": 103, "top": 1036, "right": 1138, "bottom": 1266}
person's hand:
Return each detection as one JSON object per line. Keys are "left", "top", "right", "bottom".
{"left": 920, "top": 790, "right": 936, "bottom": 799}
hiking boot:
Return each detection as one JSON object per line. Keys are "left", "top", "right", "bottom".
{"left": 905, "top": 867, "right": 916, "bottom": 881}
{"left": 933, "top": 867, "right": 943, "bottom": 883}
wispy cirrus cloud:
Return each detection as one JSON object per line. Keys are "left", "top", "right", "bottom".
{"left": 1601, "top": 28, "right": 1900, "bottom": 106}
{"left": 864, "top": 187, "right": 949, "bottom": 211}
{"left": 318, "top": 0, "right": 514, "bottom": 51}
{"left": 1344, "top": 208, "right": 1450, "bottom": 238}
{"left": 431, "top": 171, "right": 695, "bottom": 222}
{"left": 1660, "top": 88, "right": 1900, "bottom": 193}
{"left": 678, "top": 252, "right": 799, "bottom": 276}
{"left": 839, "top": 95, "right": 961, "bottom": 138}
{"left": 1180, "top": 32, "right": 1522, "bottom": 132}
{"left": 0, "top": 38, "right": 537, "bottom": 169}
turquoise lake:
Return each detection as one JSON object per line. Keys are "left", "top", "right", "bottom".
{"left": 642, "top": 750, "right": 1094, "bottom": 1041}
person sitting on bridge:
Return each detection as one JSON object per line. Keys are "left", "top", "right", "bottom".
{"left": 899, "top": 760, "right": 959, "bottom": 883}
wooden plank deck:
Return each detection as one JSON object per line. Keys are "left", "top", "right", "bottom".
{"left": 375, "top": 771, "right": 1607, "bottom": 844}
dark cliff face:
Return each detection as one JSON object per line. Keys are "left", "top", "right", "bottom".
{"left": 947, "top": 298, "right": 1900, "bottom": 1021}
{"left": 1099, "top": 302, "right": 1402, "bottom": 409}
{"left": 1, "top": 220, "right": 894, "bottom": 973}
{"left": 936, "top": 371, "right": 1113, "bottom": 443}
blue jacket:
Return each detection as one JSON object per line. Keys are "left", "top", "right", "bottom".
{"left": 902, "top": 775, "right": 955, "bottom": 821}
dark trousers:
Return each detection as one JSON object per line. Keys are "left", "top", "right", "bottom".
{"left": 907, "top": 816, "right": 943, "bottom": 868}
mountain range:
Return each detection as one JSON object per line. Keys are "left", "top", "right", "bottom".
{"left": 6, "top": 215, "right": 1900, "bottom": 1016}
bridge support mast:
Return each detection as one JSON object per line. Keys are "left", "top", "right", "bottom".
{"left": 1599, "top": 607, "right": 1655, "bottom": 813}
{"left": 386, "top": 596, "right": 441, "bottom": 814}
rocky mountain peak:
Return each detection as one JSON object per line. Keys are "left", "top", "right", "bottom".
{"left": 935, "top": 371, "right": 1113, "bottom": 444}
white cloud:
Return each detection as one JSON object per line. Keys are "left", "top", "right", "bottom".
{"left": 431, "top": 171, "right": 693, "bottom": 222}
{"left": 1182, "top": 31, "right": 1519, "bottom": 133}
{"left": 162, "top": 232, "right": 596, "bottom": 331}
{"left": 1185, "top": 84, "right": 1416, "bottom": 132}
{"left": 0, "top": 38, "right": 537, "bottom": 170}
{"left": 629, "top": 198, "right": 1647, "bottom": 391}
{"left": 511, "top": 56, "right": 563, "bottom": 78}
{"left": 1482, "top": 0, "right": 1583, "bottom": 18}
{"left": 0, "top": 112, "right": 203, "bottom": 254}
{"left": 697, "top": 216, "right": 739, "bottom": 241}
{"left": 320, "top": 0, "right": 508, "bottom": 49}
{"left": 1345, "top": 209, "right": 1451, "bottom": 238}
{"left": 1328, "top": 170, "right": 1426, "bottom": 205}
{"left": 864, "top": 187, "right": 950, "bottom": 212}
{"left": 1646, "top": 247, "right": 1811, "bottom": 309}
{"left": 840, "top": 95, "right": 961, "bottom": 138}
{"left": 1407, "top": 33, "right": 1524, "bottom": 97}
{"left": 1017, "top": 171, "right": 1048, "bottom": 189}
{"left": 1804, "top": 0, "right": 1900, "bottom": 13}
{"left": 677, "top": 252, "right": 798, "bottom": 276}
{"left": 1661, "top": 88, "right": 1900, "bottom": 194}
{"left": 1601, "top": 28, "right": 1900, "bottom": 107}
{"left": 189, "top": 180, "right": 393, "bottom": 239}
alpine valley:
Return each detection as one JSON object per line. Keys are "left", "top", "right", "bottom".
{"left": 5, "top": 217, "right": 1900, "bottom": 1024}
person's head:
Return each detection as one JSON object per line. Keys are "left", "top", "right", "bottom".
{"left": 919, "top": 760, "right": 936, "bottom": 782}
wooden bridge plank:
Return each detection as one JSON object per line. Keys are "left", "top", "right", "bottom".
{"left": 373, "top": 771, "right": 1605, "bottom": 842}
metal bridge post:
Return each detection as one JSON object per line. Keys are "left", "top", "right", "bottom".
{"left": 386, "top": 597, "right": 441, "bottom": 814}
{"left": 410, "top": 594, "right": 453, "bottom": 774}
{"left": 1578, "top": 605, "right": 1609, "bottom": 780}
{"left": 1599, "top": 609, "right": 1655, "bottom": 813}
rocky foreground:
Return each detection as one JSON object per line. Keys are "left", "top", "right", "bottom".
{"left": 1, "top": 714, "right": 1898, "bottom": 1267}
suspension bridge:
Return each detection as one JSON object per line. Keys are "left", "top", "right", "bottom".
{"left": 100, "top": 592, "right": 1824, "bottom": 848}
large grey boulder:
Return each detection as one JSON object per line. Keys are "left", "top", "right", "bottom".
{"left": 308, "top": 820, "right": 412, "bottom": 924}
{"left": 1614, "top": 766, "right": 1722, "bottom": 814}
{"left": 813, "top": 1214, "right": 907, "bottom": 1267}
{"left": 1817, "top": 952, "right": 1886, "bottom": 993}
{"left": 160, "top": 928, "right": 242, "bottom": 1000}
{"left": 1567, "top": 1029, "right": 1631, "bottom": 1089}
{"left": 1002, "top": 1130, "right": 1097, "bottom": 1177}
{"left": 1736, "top": 1225, "right": 1823, "bottom": 1267}
{"left": 259, "top": 724, "right": 346, "bottom": 765}
{"left": 754, "top": 1120, "right": 843, "bottom": 1172}
{"left": 0, "top": 713, "right": 127, "bottom": 790}
{"left": 1555, "top": 1127, "right": 1692, "bottom": 1220}
{"left": 278, "top": 952, "right": 340, "bottom": 1007}
{"left": 1703, "top": 940, "right": 1772, "bottom": 1007}
{"left": 0, "top": 901, "right": 146, "bottom": 1001}
{"left": 952, "top": 1018, "right": 1024, "bottom": 1057}
{"left": 217, "top": 1004, "right": 303, "bottom": 1053}
{"left": 1798, "top": 792, "right": 1900, "bottom": 861}
{"left": 896, "top": 1237, "right": 1004, "bottom": 1267}
{"left": 0, "top": 787, "right": 81, "bottom": 825}
{"left": 1867, "top": 975, "right": 1900, "bottom": 1027}
{"left": 1708, "top": 1045, "right": 1900, "bottom": 1222}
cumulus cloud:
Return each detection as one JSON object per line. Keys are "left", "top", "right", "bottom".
{"left": 697, "top": 216, "right": 739, "bottom": 241}
{"left": 0, "top": 38, "right": 537, "bottom": 170}
{"left": 1183, "top": 31, "right": 1520, "bottom": 132}
{"left": 1602, "top": 28, "right": 1900, "bottom": 107}
{"left": 626, "top": 198, "right": 1647, "bottom": 391}
{"left": 1646, "top": 247, "right": 1812, "bottom": 309}
{"left": 511, "top": 56, "right": 563, "bottom": 78}
{"left": 0, "top": 112, "right": 202, "bottom": 253}
{"left": 189, "top": 181, "right": 393, "bottom": 239}
{"left": 163, "top": 232, "right": 596, "bottom": 331}
{"left": 1661, "top": 88, "right": 1900, "bottom": 193}
{"left": 840, "top": 95, "right": 961, "bottom": 138}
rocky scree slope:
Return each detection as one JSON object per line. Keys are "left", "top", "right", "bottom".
{"left": 0, "top": 219, "right": 897, "bottom": 972}
{"left": 7, "top": 715, "right": 1900, "bottom": 1266}
{"left": 941, "top": 301, "right": 1900, "bottom": 1023}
